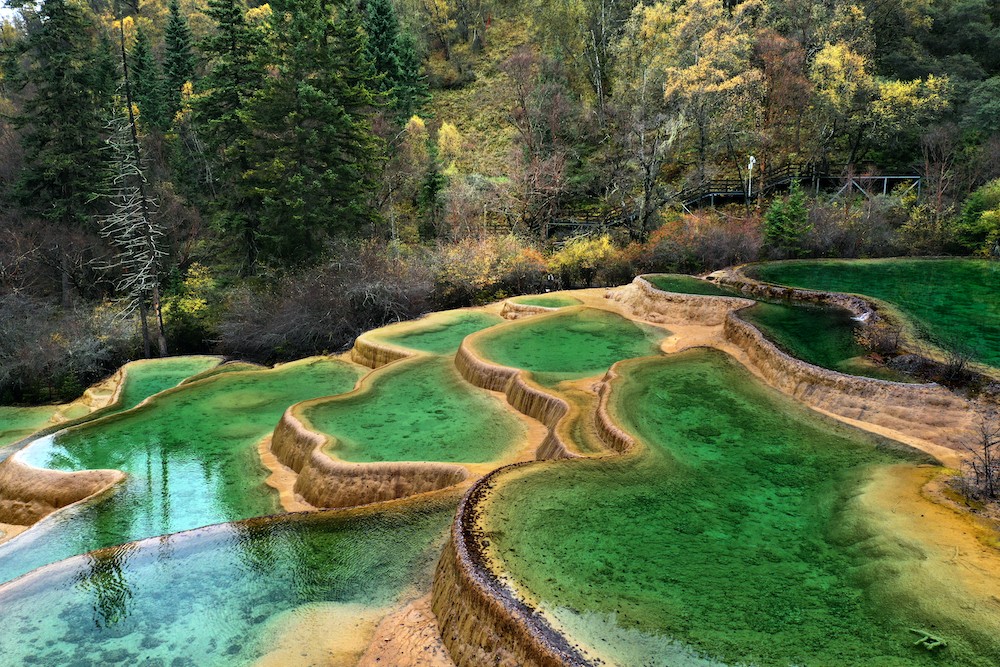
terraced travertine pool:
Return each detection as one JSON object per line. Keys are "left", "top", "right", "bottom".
{"left": 0, "top": 497, "right": 456, "bottom": 666}
{"left": 0, "top": 358, "right": 365, "bottom": 584}
{"left": 645, "top": 274, "right": 910, "bottom": 381}
{"left": 308, "top": 356, "right": 526, "bottom": 464}
{"left": 0, "top": 356, "right": 223, "bottom": 462}
{"left": 478, "top": 349, "right": 998, "bottom": 666}
{"left": 509, "top": 294, "right": 583, "bottom": 308}
{"left": 475, "top": 307, "right": 667, "bottom": 384}
{"left": 372, "top": 310, "right": 503, "bottom": 355}
{"left": 750, "top": 258, "right": 1000, "bottom": 367}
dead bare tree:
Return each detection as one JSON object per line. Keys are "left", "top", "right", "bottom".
{"left": 99, "top": 105, "right": 168, "bottom": 358}
{"left": 961, "top": 411, "right": 1000, "bottom": 501}
{"left": 96, "top": 19, "right": 168, "bottom": 358}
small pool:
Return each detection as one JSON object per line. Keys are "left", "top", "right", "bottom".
{"left": 308, "top": 356, "right": 527, "bottom": 464}
{"left": 750, "top": 258, "right": 1000, "bottom": 368}
{"left": 373, "top": 311, "right": 504, "bottom": 355}
{"left": 474, "top": 308, "right": 666, "bottom": 384}
{"left": 509, "top": 294, "right": 583, "bottom": 308}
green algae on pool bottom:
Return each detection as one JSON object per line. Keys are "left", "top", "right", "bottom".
{"left": 0, "top": 358, "right": 366, "bottom": 585}
{"left": 0, "top": 498, "right": 456, "bottom": 666}
{"left": 374, "top": 310, "right": 504, "bottom": 355}
{"left": 475, "top": 307, "right": 667, "bottom": 384}
{"left": 478, "top": 349, "right": 997, "bottom": 666}
{"left": 307, "top": 356, "right": 527, "bottom": 464}
{"left": 750, "top": 258, "right": 1000, "bottom": 368}
{"left": 510, "top": 294, "right": 583, "bottom": 308}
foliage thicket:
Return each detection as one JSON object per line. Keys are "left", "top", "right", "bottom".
{"left": 2, "top": 0, "right": 1000, "bottom": 400}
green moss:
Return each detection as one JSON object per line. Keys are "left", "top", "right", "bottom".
{"left": 309, "top": 357, "right": 525, "bottom": 463}
{"left": 480, "top": 350, "right": 993, "bottom": 666}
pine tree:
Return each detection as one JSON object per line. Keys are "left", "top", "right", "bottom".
{"left": 12, "top": 0, "right": 115, "bottom": 306}
{"left": 362, "top": 0, "right": 428, "bottom": 118}
{"left": 363, "top": 0, "right": 402, "bottom": 96}
{"left": 764, "top": 181, "right": 812, "bottom": 255}
{"left": 163, "top": 0, "right": 196, "bottom": 121}
{"left": 15, "top": 0, "right": 113, "bottom": 226}
{"left": 195, "top": 0, "right": 267, "bottom": 273}
{"left": 130, "top": 26, "right": 168, "bottom": 131}
{"left": 243, "top": 0, "right": 382, "bottom": 266}
{"left": 395, "top": 30, "right": 429, "bottom": 118}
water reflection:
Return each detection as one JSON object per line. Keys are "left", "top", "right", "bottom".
{"left": 0, "top": 360, "right": 365, "bottom": 584}
{"left": 0, "top": 500, "right": 455, "bottom": 666}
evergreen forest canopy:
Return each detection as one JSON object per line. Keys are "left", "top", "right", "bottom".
{"left": 1, "top": 0, "right": 1000, "bottom": 403}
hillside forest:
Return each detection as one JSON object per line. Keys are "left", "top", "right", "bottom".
{"left": 1, "top": 0, "right": 1000, "bottom": 403}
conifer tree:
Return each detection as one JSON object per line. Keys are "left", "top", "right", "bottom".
{"left": 195, "top": 0, "right": 267, "bottom": 273}
{"left": 15, "top": 0, "right": 114, "bottom": 226}
{"left": 243, "top": 0, "right": 382, "bottom": 266}
{"left": 395, "top": 30, "right": 429, "bottom": 118}
{"left": 363, "top": 0, "right": 428, "bottom": 118}
{"left": 130, "top": 26, "right": 168, "bottom": 131}
{"left": 163, "top": 0, "right": 196, "bottom": 121}
{"left": 363, "top": 0, "right": 402, "bottom": 95}
{"left": 12, "top": 0, "right": 115, "bottom": 306}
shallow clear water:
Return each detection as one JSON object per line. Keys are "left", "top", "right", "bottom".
{"left": 308, "top": 356, "right": 526, "bottom": 464}
{"left": 476, "top": 308, "right": 666, "bottom": 383}
{"left": 751, "top": 258, "right": 1000, "bottom": 367}
{"left": 0, "top": 498, "right": 455, "bottom": 666}
{"left": 510, "top": 294, "right": 583, "bottom": 308}
{"left": 0, "top": 357, "right": 223, "bottom": 462}
{"left": 480, "top": 350, "right": 996, "bottom": 666}
{"left": 0, "top": 359, "right": 365, "bottom": 584}
{"left": 376, "top": 311, "right": 503, "bottom": 355}
{"left": 645, "top": 273, "right": 910, "bottom": 381}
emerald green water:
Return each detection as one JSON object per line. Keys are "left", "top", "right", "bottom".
{"left": 510, "top": 294, "right": 583, "bottom": 308}
{"left": 0, "top": 359, "right": 365, "bottom": 584}
{"left": 376, "top": 311, "right": 503, "bottom": 354}
{"left": 476, "top": 308, "right": 666, "bottom": 383}
{"left": 751, "top": 258, "right": 1000, "bottom": 367}
{"left": 0, "top": 406, "right": 56, "bottom": 450}
{"left": 645, "top": 273, "right": 910, "bottom": 381}
{"left": 644, "top": 274, "right": 744, "bottom": 297}
{"left": 741, "top": 302, "right": 909, "bottom": 382}
{"left": 480, "top": 350, "right": 996, "bottom": 666}
{"left": 0, "top": 356, "right": 223, "bottom": 462}
{"left": 309, "top": 357, "right": 526, "bottom": 464}
{"left": 116, "top": 356, "right": 221, "bottom": 412}
{"left": 0, "top": 498, "right": 455, "bottom": 666}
